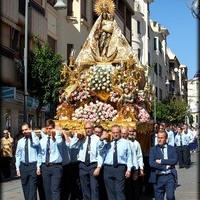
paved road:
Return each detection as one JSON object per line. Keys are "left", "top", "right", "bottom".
{"left": 175, "top": 151, "right": 199, "bottom": 200}
{"left": 1, "top": 152, "right": 199, "bottom": 200}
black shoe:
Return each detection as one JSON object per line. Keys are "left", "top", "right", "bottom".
{"left": 179, "top": 166, "right": 184, "bottom": 168}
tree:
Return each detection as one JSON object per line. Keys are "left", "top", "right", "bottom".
{"left": 155, "top": 98, "right": 193, "bottom": 124}
{"left": 31, "top": 39, "right": 64, "bottom": 125}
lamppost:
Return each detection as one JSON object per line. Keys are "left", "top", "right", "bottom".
{"left": 186, "top": 0, "right": 200, "bottom": 97}
{"left": 23, "top": 0, "right": 29, "bottom": 122}
{"left": 54, "top": 0, "right": 67, "bottom": 9}
{"left": 165, "top": 79, "right": 170, "bottom": 97}
{"left": 23, "top": 0, "right": 67, "bottom": 122}
{"left": 153, "top": 36, "right": 160, "bottom": 122}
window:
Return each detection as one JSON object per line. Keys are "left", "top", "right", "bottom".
{"left": 19, "top": 0, "right": 25, "bottom": 15}
{"left": 154, "top": 63, "right": 158, "bottom": 75}
{"left": 81, "top": 0, "right": 87, "bottom": 21}
{"left": 138, "top": 48, "right": 141, "bottom": 61}
{"left": 67, "top": 0, "right": 73, "bottom": 16}
{"left": 148, "top": 53, "right": 150, "bottom": 67}
{"left": 155, "top": 87, "right": 158, "bottom": 98}
{"left": 48, "top": 36, "right": 56, "bottom": 53}
{"left": 137, "top": 21, "right": 141, "bottom": 34}
{"left": 126, "top": 9, "right": 131, "bottom": 31}
{"left": 159, "top": 89, "right": 162, "bottom": 100}
{"left": 118, "top": 0, "right": 124, "bottom": 17}
{"left": 159, "top": 64, "right": 162, "bottom": 78}
{"left": 154, "top": 37, "right": 157, "bottom": 50}
{"left": 159, "top": 40, "right": 162, "bottom": 54}
{"left": 10, "top": 28, "right": 20, "bottom": 51}
{"left": 169, "top": 82, "right": 175, "bottom": 93}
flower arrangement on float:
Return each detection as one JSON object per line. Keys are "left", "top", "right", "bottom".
{"left": 110, "top": 91, "right": 120, "bottom": 102}
{"left": 70, "top": 89, "right": 90, "bottom": 102}
{"left": 88, "top": 65, "right": 114, "bottom": 91}
{"left": 136, "top": 105, "right": 151, "bottom": 122}
{"left": 72, "top": 100, "right": 118, "bottom": 122}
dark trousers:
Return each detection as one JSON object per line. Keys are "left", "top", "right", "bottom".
{"left": 20, "top": 162, "right": 38, "bottom": 200}
{"left": 79, "top": 162, "right": 99, "bottom": 200}
{"left": 41, "top": 163, "right": 63, "bottom": 200}
{"left": 153, "top": 173, "right": 176, "bottom": 200}
{"left": 125, "top": 178, "right": 140, "bottom": 200}
{"left": 143, "top": 155, "right": 154, "bottom": 197}
{"left": 104, "top": 165, "right": 126, "bottom": 200}
{"left": 37, "top": 174, "right": 46, "bottom": 200}
{"left": 68, "top": 162, "right": 83, "bottom": 200}
{"left": 0, "top": 157, "right": 12, "bottom": 180}
{"left": 176, "top": 145, "right": 189, "bottom": 168}
{"left": 61, "top": 164, "right": 72, "bottom": 200}
{"left": 186, "top": 145, "right": 191, "bottom": 165}
{"left": 99, "top": 166, "right": 108, "bottom": 200}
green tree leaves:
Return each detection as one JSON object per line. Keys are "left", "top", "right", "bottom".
{"left": 155, "top": 98, "right": 193, "bottom": 124}
{"left": 31, "top": 39, "right": 64, "bottom": 120}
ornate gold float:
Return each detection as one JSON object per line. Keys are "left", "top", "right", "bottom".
{"left": 54, "top": 0, "right": 154, "bottom": 152}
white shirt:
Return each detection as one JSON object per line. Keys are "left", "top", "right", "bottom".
{"left": 129, "top": 140, "right": 144, "bottom": 169}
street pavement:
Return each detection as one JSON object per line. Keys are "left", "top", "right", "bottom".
{"left": 1, "top": 152, "right": 199, "bottom": 200}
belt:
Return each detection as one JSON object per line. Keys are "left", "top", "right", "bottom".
{"left": 104, "top": 164, "right": 126, "bottom": 167}
{"left": 80, "top": 161, "right": 97, "bottom": 166}
{"left": 43, "top": 163, "right": 62, "bottom": 166}
{"left": 157, "top": 170, "right": 172, "bottom": 175}
{"left": 157, "top": 173, "right": 172, "bottom": 176}
{"left": 20, "top": 161, "right": 37, "bottom": 166}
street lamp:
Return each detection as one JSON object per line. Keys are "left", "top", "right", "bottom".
{"left": 165, "top": 79, "right": 170, "bottom": 98}
{"left": 186, "top": 0, "right": 200, "bottom": 72}
{"left": 23, "top": 0, "right": 29, "bottom": 122}
{"left": 23, "top": 0, "right": 67, "bottom": 122}
{"left": 54, "top": 0, "right": 67, "bottom": 10}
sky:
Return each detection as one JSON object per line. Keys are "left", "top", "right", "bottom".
{"left": 150, "top": 0, "right": 198, "bottom": 80}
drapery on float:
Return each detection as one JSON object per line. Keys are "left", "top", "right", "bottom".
{"left": 54, "top": 0, "right": 154, "bottom": 152}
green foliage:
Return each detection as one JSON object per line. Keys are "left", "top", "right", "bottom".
{"left": 31, "top": 39, "right": 63, "bottom": 109}
{"left": 155, "top": 98, "right": 192, "bottom": 124}
{"left": 155, "top": 101, "right": 169, "bottom": 122}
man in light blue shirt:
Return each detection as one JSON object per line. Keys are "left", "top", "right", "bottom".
{"left": 15, "top": 122, "right": 40, "bottom": 200}
{"left": 174, "top": 125, "right": 190, "bottom": 168}
{"left": 70, "top": 121, "right": 101, "bottom": 200}
{"left": 99, "top": 125, "right": 132, "bottom": 200}
{"left": 37, "top": 119, "right": 70, "bottom": 200}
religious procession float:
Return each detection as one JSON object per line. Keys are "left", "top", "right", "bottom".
{"left": 54, "top": 0, "right": 154, "bottom": 152}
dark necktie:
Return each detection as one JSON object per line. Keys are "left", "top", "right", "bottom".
{"left": 46, "top": 136, "right": 50, "bottom": 165}
{"left": 160, "top": 146, "right": 164, "bottom": 155}
{"left": 113, "top": 140, "right": 118, "bottom": 167}
{"left": 180, "top": 135, "right": 183, "bottom": 146}
{"left": 25, "top": 137, "right": 29, "bottom": 164}
{"left": 85, "top": 136, "right": 91, "bottom": 165}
